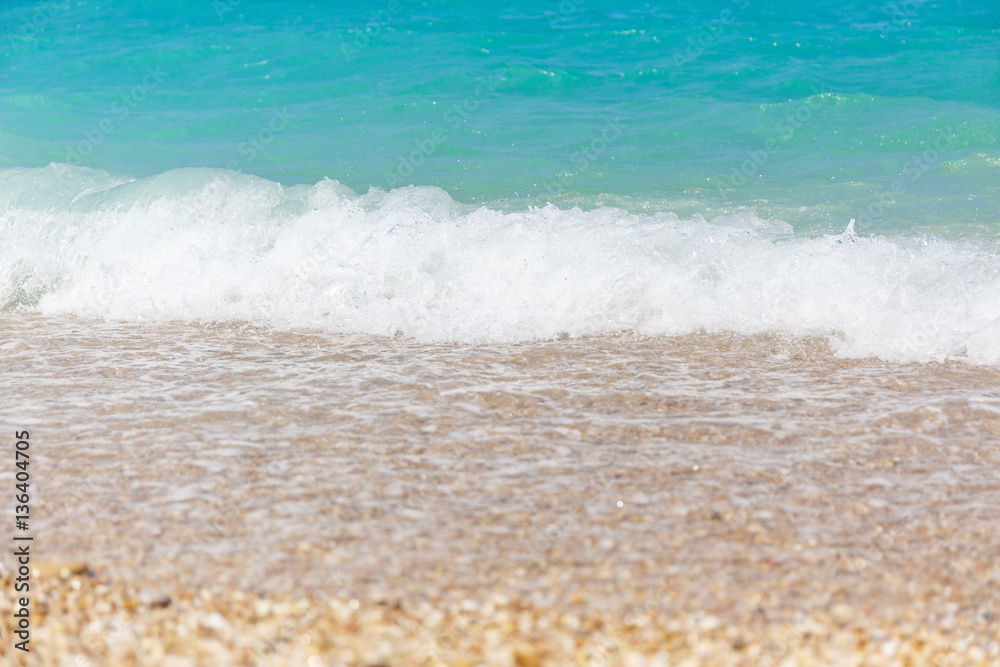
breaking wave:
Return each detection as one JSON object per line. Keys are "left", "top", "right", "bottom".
{"left": 2, "top": 164, "right": 1000, "bottom": 364}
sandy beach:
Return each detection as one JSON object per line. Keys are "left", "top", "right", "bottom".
{"left": 4, "top": 0, "right": 1000, "bottom": 664}
{"left": 1, "top": 316, "right": 998, "bottom": 665}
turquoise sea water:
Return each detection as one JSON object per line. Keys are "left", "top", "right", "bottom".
{"left": 4, "top": 0, "right": 999, "bottom": 230}
{"left": 2, "top": 1, "right": 1000, "bottom": 360}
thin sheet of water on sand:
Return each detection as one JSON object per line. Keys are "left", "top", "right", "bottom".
{"left": 1, "top": 315, "right": 998, "bottom": 665}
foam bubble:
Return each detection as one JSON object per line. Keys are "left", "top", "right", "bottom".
{"left": 2, "top": 165, "right": 999, "bottom": 364}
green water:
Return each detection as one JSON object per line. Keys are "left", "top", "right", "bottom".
{"left": 1, "top": 0, "right": 998, "bottom": 234}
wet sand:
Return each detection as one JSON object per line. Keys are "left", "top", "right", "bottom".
{"left": 1, "top": 315, "right": 999, "bottom": 666}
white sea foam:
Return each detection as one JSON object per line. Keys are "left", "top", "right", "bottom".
{"left": 2, "top": 164, "right": 1000, "bottom": 363}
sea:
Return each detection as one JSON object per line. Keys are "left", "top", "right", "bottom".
{"left": 2, "top": 3, "right": 1000, "bottom": 650}
{"left": 1, "top": 0, "right": 999, "bottom": 362}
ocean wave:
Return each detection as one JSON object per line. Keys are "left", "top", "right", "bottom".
{"left": 2, "top": 164, "right": 999, "bottom": 364}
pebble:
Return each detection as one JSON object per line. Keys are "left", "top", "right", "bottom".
{"left": 831, "top": 604, "right": 853, "bottom": 624}
{"left": 202, "top": 611, "right": 228, "bottom": 632}
{"left": 513, "top": 642, "right": 541, "bottom": 667}
{"left": 140, "top": 589, "right": 172, "bottom": 608}
{"left": 32, "top": 561, "right": 88, "bottom": 579}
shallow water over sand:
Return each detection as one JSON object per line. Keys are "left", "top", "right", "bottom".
{"left": 1, "top": 315, "right": 999, "bottom": 664}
